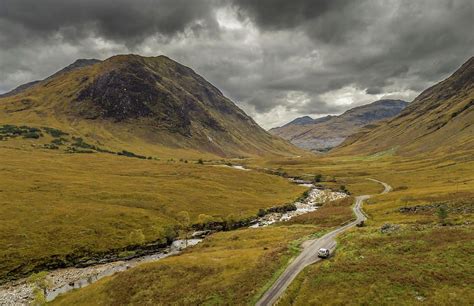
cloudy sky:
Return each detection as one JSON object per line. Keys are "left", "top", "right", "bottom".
{"left": 1, "top": 0, "right": 473, "bottom": 128}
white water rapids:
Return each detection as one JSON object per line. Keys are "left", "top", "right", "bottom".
{"left": 0, "top": 167, "right": 347, "bottom": 305}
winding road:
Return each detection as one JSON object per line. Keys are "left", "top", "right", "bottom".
{"left": 256, "top": 179, "right": 392, "bottom": 306}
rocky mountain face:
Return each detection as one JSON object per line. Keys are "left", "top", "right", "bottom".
{"left": 334, "top": 57, "right": 474, "bottom": 156}
{"left": 269, "top": 99, "right": 408, "bottom": 152}
{"left": 0, "top": 55, "right": 301, "bottom": 157}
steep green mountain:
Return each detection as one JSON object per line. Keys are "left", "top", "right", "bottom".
{"left": 269, "top": 99, "right": 408, "bottom": 152}
{"left": 0, "top": 54, "right": 301, "bottom": 157}
{"left": 335, "top": 57, "right": 474, "bottom": 156}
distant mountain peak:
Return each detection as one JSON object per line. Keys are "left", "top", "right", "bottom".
{"left": 269, "top": 99, "right": 408, "bottom": 152}
{"left": 282, "top": 116, "right": 314, "bottom": 127}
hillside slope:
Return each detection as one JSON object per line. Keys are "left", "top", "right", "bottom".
{"left": 335, "top": 57, "right": 474, "bottom": 156}
{"left": 269, "top": 100, "right": 408, "bottom": 152}
{"left": 0, "top": 59, "right": 101, "bottom": 98}
{"left": 0, "top": 54, "right": 301, "bottom": 157}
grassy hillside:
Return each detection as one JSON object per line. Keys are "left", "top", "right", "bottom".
{"left": 0, "top": 137, "right": 306, "bottom": 281}
{"left": 53, "top": 151, "right": 474, "bottom": 305}
{"left": 255, "top": 153, "right": 474, "bottom": 305}
{"left": 335, "top": 57, "right": 474, "bottom": 156}
{"left": 0, "top": 55, "right": 303, "bottom": 158}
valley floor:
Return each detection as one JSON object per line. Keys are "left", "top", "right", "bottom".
{"left": 0, "top": 143, "right": 305, "bottom": 283}
{"left": 1, "top": 137, "right": 473, "bottom": 305}
{"left": 53, "top": 151, "right": 474, "bottom": 305}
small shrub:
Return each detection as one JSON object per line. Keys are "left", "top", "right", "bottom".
{"left": 95, "top": 147, "right": 115, "bottom": 154}
{"left": 72, "top": 137, "right": 94, "bottom": 149}
{"left": 197, "top": 158, "right": 204, "bottom": 165}
{"left": 31, "top": 288, "right": 46, "bottom": 306}
{"left": 42, "top": 127, "right": 69, "bottom": 138}
{"left": 297, "top": 190, "right": 310, "bottom": 201}
{"left": 23, "top": 132, "right": 41, "bottom": 139}
{"left": 436, "top": 206, "right": 448, "bottom": 226}
{"left": 128, "top": 229, "right": 146, "bottom": 245}
{"left": 43, "top": 144, "right": 59, "bottom": 150}
{"left": 314, "top": 174, "right": 322, "bottom": 182}
{"left": 197, "top": 214, "right": 215, "bottom": 226}
{"left": 29, "top": 271, "right": 51, "bottom": 304}
{"left": 1, "top": 125, "right": 43, "bottom": 139}
{"left": 117, "top": 150, "right": 147, "bottom": 159}
{"left": 51, "top": 138, "right": 64, "bottom": 145}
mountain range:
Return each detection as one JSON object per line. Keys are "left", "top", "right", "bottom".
{"left": 269, "top": 99, "right": 408, "bottom": 152}
{"left": 335, "top": 57, "right": 474, "bottom": 156}
{"left": 0, "top": 55, "right": 301, "bottom": 157}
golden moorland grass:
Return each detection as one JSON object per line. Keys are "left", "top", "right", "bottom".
{"left": 278, "top": 226, "right": 474, "bottom": 305}
{"left": 53, "top": 197, "right": 355, "bottom": 305}
{"left": 53, "top": 151, "right": 474, "bottom": 305}
{"left": 261, "top": 152, "right": 474, "bottom": 305}
{"left": 0, "top": 142, "right": 306, "bottom": 281}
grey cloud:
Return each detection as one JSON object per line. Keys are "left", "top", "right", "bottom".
{"left": 0, "top": 0, "right": 217, "bottom": 46}
{"left": 365, "top": 87, "right": 383, "bottom": 95}
{"left": 231, "top": 0, "right": 351, "bottom": 31}
{"left": 1, "top": 0, "right": 473, "bottom": 128}
{"left": 232, "top": 0, "right": 474, "bottom": 92}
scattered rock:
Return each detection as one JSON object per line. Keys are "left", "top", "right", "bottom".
{"left": 250, "top": 186, "right": 348, "bottom": 228}
{"left": 380, "top": 223, "right": 401, "bottom": 234}
{"left": 191, "top": 230, "right": 211, "bottom": 238}
{"left": 398, "top": 202, "right": 473, "bottom": 214}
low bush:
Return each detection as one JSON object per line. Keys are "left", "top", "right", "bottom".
{"left": 72, "top": 137, "right": 94, "bottom": 149}
{"left": 23, "top": 131, "right": 42, "bottom": 139}
{"left": 42, "top": 127, "right": 69, "bottom": 138}
{"left": 0, "top": 124, "right": 42, "bottom": 139}
{"left": 43, "top": 144, "right": 59, "bottom": 150}
{"left": 117, "top": 150, "right": 147, "bottom": 159}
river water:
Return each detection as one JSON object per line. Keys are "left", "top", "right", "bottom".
{"left": 0, "top": 168, "right": 346, "bottom": 305}
{"left": 0, "top": 239, "right": 202, "bottom": 305}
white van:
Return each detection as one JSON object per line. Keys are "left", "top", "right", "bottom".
{"left": 317, "top": 248, "right": 330, "bottom": 258}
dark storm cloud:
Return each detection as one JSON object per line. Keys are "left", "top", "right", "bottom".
{"left": 1, "top": 0, "right": 473, "bottom": 128}
{"left": 231, "top": 0, "right": 350, "bottom": 31}
{"left": 0, "top": 0, "right": 216, "bottom": 46}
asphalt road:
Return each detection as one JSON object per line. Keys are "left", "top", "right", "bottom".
{"left": 256, "top": 179, "right": 392, "bottom": 306}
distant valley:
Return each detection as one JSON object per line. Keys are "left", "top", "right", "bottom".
{"left": 269, "top": 99, "right": 408, "bottom": 152}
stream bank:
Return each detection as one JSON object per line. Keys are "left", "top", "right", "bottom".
{"left": 0, "top": 239, "right": 201, "bottom": 305}
{"left": 0, "top": 168, "right": 347, "bottom": 305}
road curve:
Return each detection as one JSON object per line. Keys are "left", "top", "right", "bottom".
{"left": 256, "top": 179, "right": 391, "bottom": 306}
